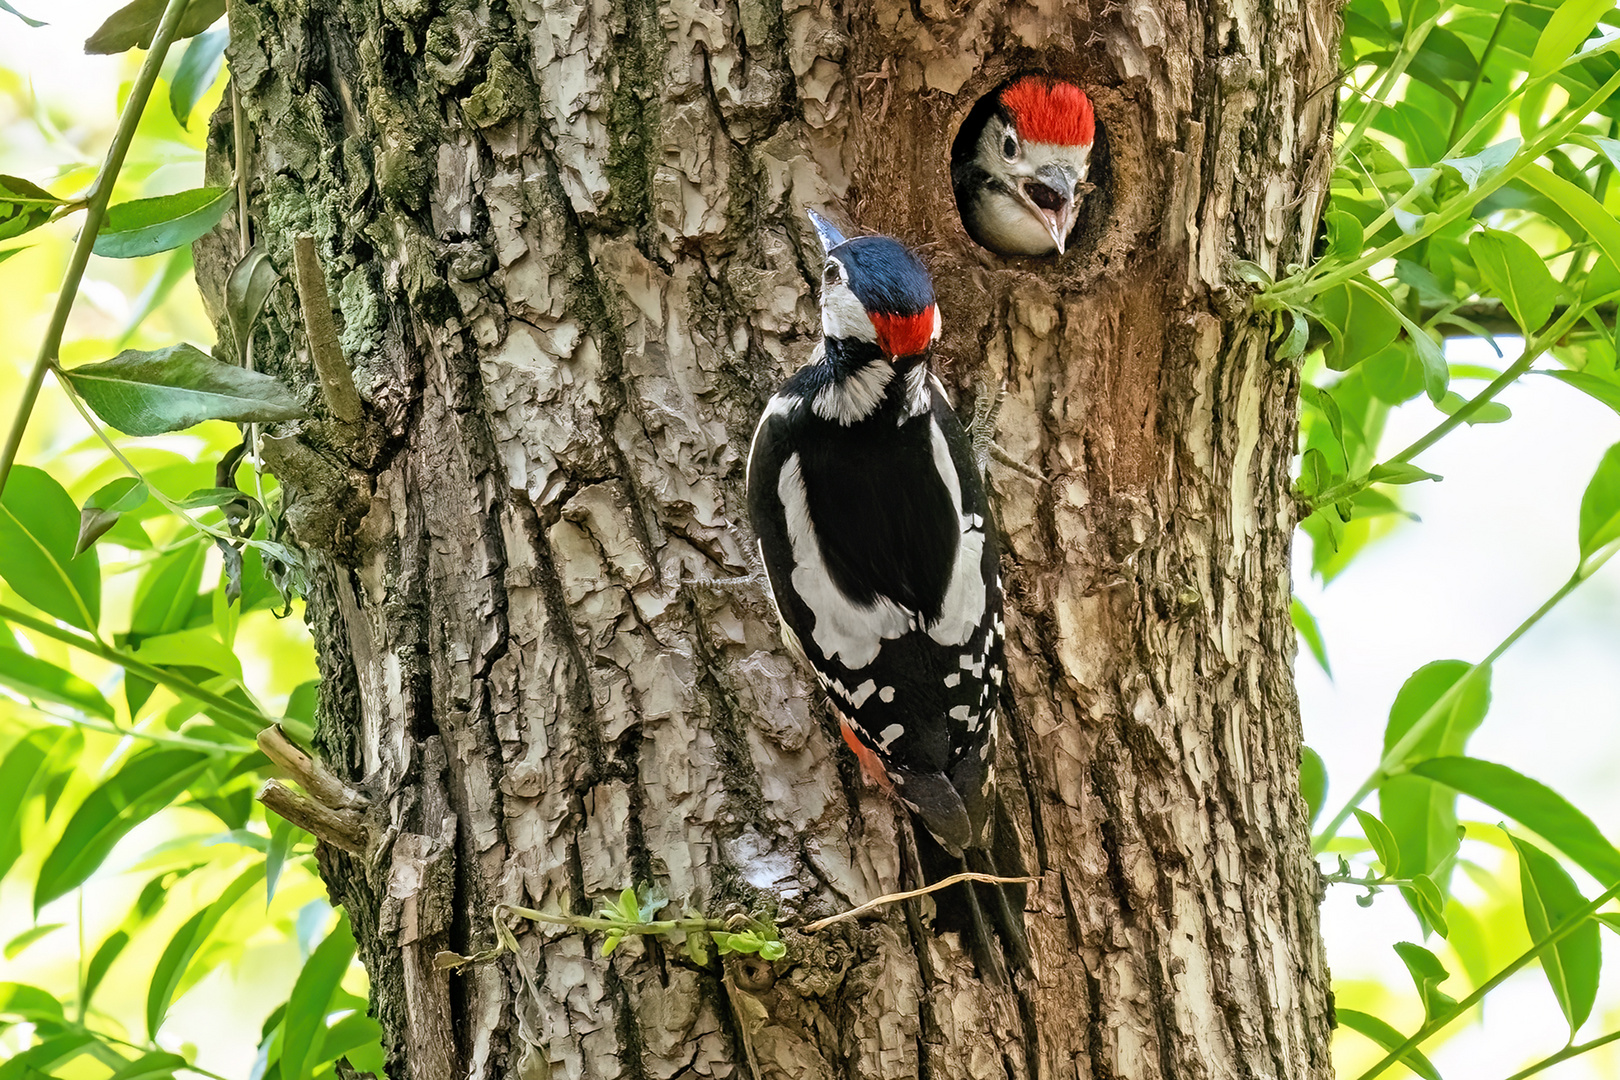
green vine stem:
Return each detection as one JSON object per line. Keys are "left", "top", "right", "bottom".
{"left": 1335, "top": 10, "right": 1442, "bottom": 165}
{"left": 0, "top": 0, "right": 196, "bottom": 497}
{"left": 1305, "top": 293, "right": 1604, "bottom": 513}
{"left": 1355, "top": 878, "right": 1620, "bottom": 1080}
{"left": 1498, "top": 1028, "right": 1620, "bottom": 1080}
{"left": 0, "top": 602, "right": 275, "bottom": 734}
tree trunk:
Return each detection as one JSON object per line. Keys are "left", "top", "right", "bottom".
{"left": 198, "top": 0, "right": 1340, "bottom": 1075}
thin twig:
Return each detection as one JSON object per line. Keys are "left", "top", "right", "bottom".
{"left": 802, "top": 872, "right": 1040, "bottom": 933}
{"left": 257, "top": 779, "right": 367, "bottom": 854}
{"left": 256, "top": 724, "right": 367, "bottom": 810}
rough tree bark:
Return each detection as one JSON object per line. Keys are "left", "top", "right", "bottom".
{"left": 197, "top": 0, "right": 1341, "bottom": 1075}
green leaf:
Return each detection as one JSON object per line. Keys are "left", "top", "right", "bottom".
{"left": 226, "top": 245, "right": 282, "bottom": 362}
{"left": 0, "top": 646, "right": 115, "bottom": 718}
{"left": 1404, "top": 873, "right": 1449, "bottom": 937}
{"left": 1392, "top": 941, "right": 1456, "bottom": 1021}
{"left": 77, "top": 478, "right": 149, "bottom": 556}
{"left": 170, "top": 27, "right": 228, "bottom": 128}
{"left": 130, "top": 537, "right": 209, "bottom": 639}
{"left": 1319, "top": 281, "right": 1403, "bottom": 370}
{"left": 1359, "top": 283, "right": 1448, "bottom": 401}
{"left": 1409, "top": 757, "right": 1620, "bottom": 883}
{"left": 1276, "top": 309, "right": 1310, "bottom": 361}
{"left": 1469, "top": 228, "right": 1561, "bottom": 334}
{"left": 1439, "top": 139, "right": 1520, "bottom": 191}
{"left": 0, "top": 2, "right": 45, "bottom": 27}
{"left": 147, "top": 864, "right": 265, "bottom": 1036}
{"left": 1369, "top": 462, "right": 1442, "bottom": 485}
{"left": 1334, "top": 1009, "right": 1442, "bottom": 1080}
{"left": 1521, "top": 165, "right": 1620, "bottom": 279}
{"left": 62, "top": 344, "right": 307, "bottom": 436}
{"left": 316, "top": 1013, "right": 386, "bottom": 1074}
{"left": 1300, "top": 746, "right": 1328, "bottom": 825}
{"left": 108, "top": 1052, "right": 187, "bottom": 1080}
{"left": 83, "top": 930, "right": 130, "bottom": 1008}
{"left": 1577, "top": 442, "right": 1620, "bottom": 569}
{"left": 1531, "top": 0, "right": 1616, "bottom": 73}
{"left": 1291, "top": 596, "right": 1331, "bottom": 677}
{"left": 0, "top": 465, "right": 102, "bottom": 630}
{"left": 266, "top": 814, "right": 301, "bottom": 906}
{"left": 34, "top": 748, "right": 212, "bottom": 912}
{"left": 1510, "top": 833, "right": 1600, "bottom": 1034}
{"left": 1325, "top": 210, "right": 1364, "bottom": 261}
{"left": 1354, "top": 808, "right": 1401, "bottom": 876}
{"left": 132, "top": 628, "right": 243, "bottom": 680}
{"left": 0, "top": 174, "right": 65, "bottom": 242}
{"left": 1544, "top": 370, "right": 1620, "bottom": 416}
{"left": 0, "top": 1032, "right": 97, "bottom": 1080}
{"left": 1433, "top": 390, "right": 1512, "bottom": 424}
{"left": 93, "top": 187, "right": 232, "bottom": 259}
{"left": 282, "top": 913, "right": 356, "bottom": 1080}
{"left": 3, "top": 922, "right": 62, "bottom": 959}
{"left": 0, "top": 982, "right": 65, "bottom": 1026}
{"left": 1380, "top": 663, "right": 1491, "bottom": 883}
{"left": 0, "top": 728, "right": 82, "bottom": 884}
{"left": 84, "top": 0, "right": 227, "bottom": 54}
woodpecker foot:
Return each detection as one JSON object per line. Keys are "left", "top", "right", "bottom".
{"left": 990, "top": 444, "right": 1047, "bottom": 485}
{"left": 968, "top": 379, "right": 1047, "bottom": 485}
{"left": 690, "top": 571, "right": 768, "bottom": 592}
{"left": 968, "top": 379, "right": 1006, "bottom": 475}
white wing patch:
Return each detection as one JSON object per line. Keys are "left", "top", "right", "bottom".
{"left": 924, "top": 417, "right": 988, "bottom": 648}
{"left": 778, "top": 452, "right": 910, "bottom": 667}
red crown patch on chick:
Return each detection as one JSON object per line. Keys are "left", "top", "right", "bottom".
{"left": 999, "top": 77, "right": 1095, "bottom": 147}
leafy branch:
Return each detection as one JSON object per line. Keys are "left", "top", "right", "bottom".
{"left": 0, "top": 0, "right": 197, "bottom": 497}
{"left": 1354, "top": 877, "right": 1620, "bottom": 1080}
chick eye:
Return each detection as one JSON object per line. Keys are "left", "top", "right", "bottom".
{"left": 1001, "top": 130, "right": 1019, "bottom": 161}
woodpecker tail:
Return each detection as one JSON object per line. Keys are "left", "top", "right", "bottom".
{"left": 905, "top": 799, "right": 1030, "bottom": 982}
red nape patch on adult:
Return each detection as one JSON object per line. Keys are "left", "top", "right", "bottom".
{"left": 1000, "top": 77, "right": 1095, "bottom": 147}
{"left": 870, "top": 307, "right": 936, "bottom": 358}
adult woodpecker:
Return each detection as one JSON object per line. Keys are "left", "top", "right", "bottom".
{"left": 746, "top": 211, "right": 1005, "bottom": 861}
{"left": 951, "top": 75, "right": 1097, "bottom": 256}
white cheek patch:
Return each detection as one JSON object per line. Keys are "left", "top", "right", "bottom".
{"left": 820, "top": 277, "right": 877, "bottom": 343}
{"left": 779, "top": 453, "right": 911, "bottom": 667}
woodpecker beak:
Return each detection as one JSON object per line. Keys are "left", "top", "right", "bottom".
{"left": 807, "top": 208, "right": 848, "bottom": 254}
{"left": 1019, "top": 164, "right": 1085, "bottom": 255}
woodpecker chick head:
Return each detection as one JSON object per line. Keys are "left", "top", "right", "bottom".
{"left": 809, "top": 209, "right": 942, "bottom": 361}
{"left": 953, "top": 76, "right": 1096, "bottom": 256}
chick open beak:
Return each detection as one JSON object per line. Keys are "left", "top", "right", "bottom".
{"left": 1020, "top": 165, "right": 1089, "bottom": 255}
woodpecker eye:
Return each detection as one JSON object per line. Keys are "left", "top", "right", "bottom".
{"left": 823, "top": 261, "right": 842, "bottom": 286}
{"left": 1001, "top": 130, "right": 1019, "bottom": 161}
